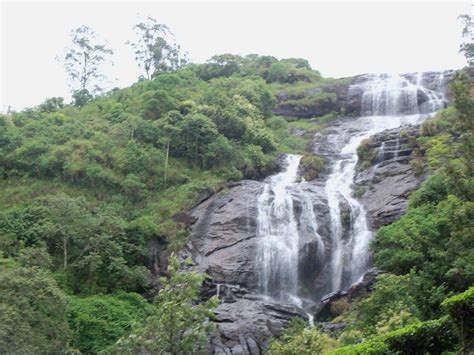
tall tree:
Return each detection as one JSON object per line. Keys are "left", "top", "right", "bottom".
{"left": 459, "top": 14, "right": 474, "bottom": 65}
{"left": 128, "top": 16, "right": 188, "bottom": 79}
{"left": 109, "top": 255, "right": 217, "bottom": 354}
{"left": 0, "top": 258, "right": 70, "bottom": 354}
{"left": 62, "top": 26, "right": 113, "bottom": 104}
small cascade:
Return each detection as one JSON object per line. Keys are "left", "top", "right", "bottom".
{"left": 393, "top": 134, "right": 400, "bottom": 160}
{"left": 378, "top": 141, "right": 386, "bottom": 161}
{"left": 353, "top": 72, "right": 448, "bottom": 117}
{"left": 358, "top": 74, "right": 419, "bottom": 116}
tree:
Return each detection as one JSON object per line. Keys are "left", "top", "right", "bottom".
{"left": 459, "top": 14, "right": 474, "bottom": 65}
{"left": 442, "top": 287, "right": 474, "bottom": 353}
{"left": 267, "top": 318, "right": 337, "bottom": 354}
{"left": 110, "top": 255, "right": 218, "bottom": 354}
{"left": 177, "top": 113, "right": 219, "bottom": 166}
{"left": 38, "top": 97, "right": 65, "bottom": 113}
{"left": 68, "top": 292, "right": 152, "bottom": 354}
{"left": 128, "top": 17, "right": 187, "bottom": 79}
{"left": 62, "top": 26, "right": 113, "bottom": 101}
{"left": 156, "top": 110, "right": 182, "bottom": 187}
{"left": 0, "top": 258, "right": 70, "bottom": 354}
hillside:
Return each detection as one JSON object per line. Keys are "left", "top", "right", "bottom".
{"left": 0, "top": 54, "right": 473, "bottom": 354}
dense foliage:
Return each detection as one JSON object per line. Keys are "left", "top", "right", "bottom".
{"left": 1, "top": 15, "right": 472, "bottom": 353}
{"left": 0, "top": 50, "right": 328, "bottom": 353}
{"left": 315, "top": 72, "right": 473, "bottom": 354}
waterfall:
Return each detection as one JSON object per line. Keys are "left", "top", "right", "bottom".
{"left": 325, "top": 72, "right": 448, "bottom": 292}
{"left": 256, "top": 71, "right": 450, "bottom": 306}
{"left": 257, "top": 154, "right": 302, "bottom": 303}
{"left": 257, "top": 154, "right": 324, "bottom": 306}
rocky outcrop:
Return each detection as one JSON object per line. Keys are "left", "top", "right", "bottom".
{"left": 273, "top": 80, "right": 360, "bottom": 118}
{"left": 355, "top": 125, "right": 425, "bottom": 229}
{"left": 181, "top": 180, "right": 262, "bottom": 290}
{"left": 274, "top": 70, "right": 455, "bottom": 119}
{"left": 209, "top": 299, "right": 308, "bottom": 354}
{"left": 181, "top": 166, "right": 331, "bottom": 353}
{"left": 315, "top": 268, "right": 379, "bottom": 322}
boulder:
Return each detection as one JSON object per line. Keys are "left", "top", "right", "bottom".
{"left": 315, "top": 268, "right": 378, "bottom": 321}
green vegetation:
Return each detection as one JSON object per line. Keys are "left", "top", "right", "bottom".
{"left": 356, "top": 138, "right": 377, "bottom": 170}
{"left": 300, "top": 154, "right": 325, "bottom": 180}
{"left": 267, "top": 70, "right": 474, "bottom": 354}
{"left": 68, "top": 293, "right": 152, "bottom": 354}
{"left": 0, "top": 24, "right": 336, "bottom": 350}
{"left": 332, "top": 317, "right": 457, "bottom": 355}
{"left": 0, "top": 257, "right": 70, "bottom": 354}
{"left": 108, "top": 255, "right": 218, "bottom": 354}
{"left": 267, "top": 318, "right": 338, "bottom": 355}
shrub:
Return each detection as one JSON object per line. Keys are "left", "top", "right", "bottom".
{"left": 442, "top": 287, "right": 474, "bottom": 352}
{"left": 332, "top": 317, "right": 456, "bottom": 355}
{"left": 357, "top": 138, "right": 376, "bottom": 170}
{"left": 300, "top": 154, "right": 325, "bottom": 180}
{"left": 267, "top": 318, "right": 338, "bottom": 355}
{"left": 68, "top": 293, "right": 152, "bottom": 354}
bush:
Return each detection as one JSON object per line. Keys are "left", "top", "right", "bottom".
{"left": 267, "top": 318, "right": 338, "bottom": 354}
{"left": 442, "top": 287, "right": 474, "bottom": 352}
{"left": 68, "top": 293, "right": 152, "bottom": 354}
{"left": 332, "top": 317, "right": 456, "bottom": 355}
{"left": 357, "top": 138, "right": 376, "bottom": 170}
{"left": 300, "top": 154, "right": 325, "bottom": 180}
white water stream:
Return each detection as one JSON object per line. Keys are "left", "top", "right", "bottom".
{"left": 256, "top": 71, "right": 450, "bottom": 309}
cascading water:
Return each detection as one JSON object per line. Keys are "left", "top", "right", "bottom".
{"left": 256, "top": 154, "right": 324, "bottom": 306}
{"left": 257, "top": 154, "right": 302, "bottom": 303}
{"left": 256, "top": 71, "right": 450, "bottom": 308}
{"left": 325, "top": 72, "right": 449, "bottom": 293}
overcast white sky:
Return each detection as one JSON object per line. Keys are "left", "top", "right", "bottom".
{"left": 1, "top": 0, "right": 472, "bottom": 111}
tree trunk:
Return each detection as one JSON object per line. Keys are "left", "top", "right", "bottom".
{"left": 63, "top": 236, "right": 68, "bottom": 269}
{"left": 164, "top": 140, "right": 169, "bottom": 188}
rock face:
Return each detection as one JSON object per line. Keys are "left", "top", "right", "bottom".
{"left": 273, "top": 80, "right": 360, "bottom": 118}
{"left": 179, "top": 70, "right": 453, "bottom": 354}
{"left": 181, "top": 171, "right": 331, "bottom": 353}
{"left": 315, "top": 268, "right": 379, "bottom": 322}
{"left": 354, "top": 125, "right": 425, "bottom": 229}
{"left": 181, "top": 180, "right": 262, "bottom": 290}
{"left": 209, "top": 299, "right": 308, "bottom": 354}
{"left": 273, "top": 70, "right": 455, "bottom": 119}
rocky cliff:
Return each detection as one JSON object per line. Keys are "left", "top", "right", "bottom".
{"left": 179, "top": 70, "right": 453, "bottom": 354}
{"left": 355, "top": 125, "right": 425, "bottom": 229}
{"left": 273, "top": 71, "right": 454, "bottom": 118}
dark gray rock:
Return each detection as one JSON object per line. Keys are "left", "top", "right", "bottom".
{"left": 273, "top": 79, "right": 360, "bottom": 119}
{"left": 315, "top": 268, "right": 378, "bottom": 321}
{"left": 354, "top": 125, "right": 426, "bottom": 229}
{"left": 209, "top": 299, "right": 309, "bottom": 354}
{"left": 181, "top": 180, "right": 263, "bottom": 290}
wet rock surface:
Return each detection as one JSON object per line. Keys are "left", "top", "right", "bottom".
{"left": 179, "top": 70, "right": 453, "bottom": 354}
{"left": 354, "top": 125, "right": 426, "bottom": 229}
{"left": 182, "top": 167, "right": 330, "bottom": 353}
{"left": 273, "top": 70, "right": 455, "bottom": 119}
{"left": 315, "top": 268, "right": 379, "bottom": 322}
